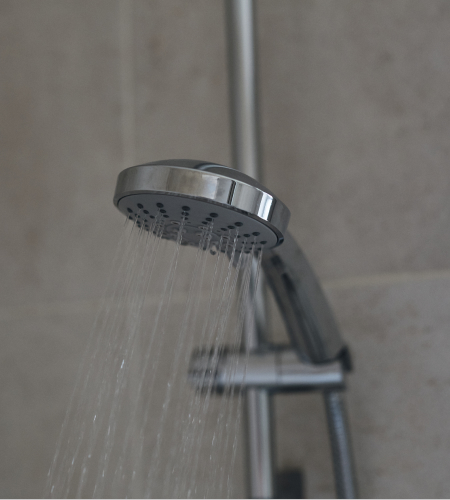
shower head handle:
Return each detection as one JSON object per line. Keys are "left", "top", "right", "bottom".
{"left": 262, "top": 231, "right": 348, "bottom": 365}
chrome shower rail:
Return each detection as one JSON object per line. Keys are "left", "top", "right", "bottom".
{"left": 223, "top": 0, "right": 358, "bottom": 497}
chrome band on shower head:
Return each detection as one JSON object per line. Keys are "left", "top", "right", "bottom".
{"left": 114, "top": 160, "right": 290, "bottom": 250}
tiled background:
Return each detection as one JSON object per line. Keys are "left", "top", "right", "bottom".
{"left": 1, "top": 0, "right": 450, "bottom": 497}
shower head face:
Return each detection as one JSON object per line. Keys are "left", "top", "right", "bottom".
{"left": 114, "top": 160, "right": 290, "bottom": 251}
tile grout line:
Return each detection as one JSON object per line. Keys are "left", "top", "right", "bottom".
{"left": 323, "top": 267, "right": 450, "bottom": 291}
{"left": 2, "top": 268, "right": 450, "bottom": 322}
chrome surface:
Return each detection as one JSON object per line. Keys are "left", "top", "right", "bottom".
{"left": 245, "top": 389, "right": 273, "bottom": 499}
{"left": 241, "top": 258, "right": 274, "bottom": 499}
{"left": 324, "top": 391, "right": 358, "bottom": 499}
{"left": 262, "top": 231, "right": 346, "bottom": 364}
{"left": 113, "top": 160, "right": 290, "bottom": 252}
{"left": 225, "top": 0, "right": 273, "bottom": 495}
{"left": 225, "top": 0, "right": 261, "bottom": 180}
{"left": 188, "top": 349, "right": 345, "bottom": 390}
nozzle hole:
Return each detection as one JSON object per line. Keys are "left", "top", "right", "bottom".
{"left": 156, "top": 203, "right": 164, "bottom": 208}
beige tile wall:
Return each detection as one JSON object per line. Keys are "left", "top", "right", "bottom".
{"left": 1, "top": 0, "right": 450, "bottom": 497}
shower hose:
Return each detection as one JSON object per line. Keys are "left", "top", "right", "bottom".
{"left": 324, "top": 390, "right": 358, "bottom": 499}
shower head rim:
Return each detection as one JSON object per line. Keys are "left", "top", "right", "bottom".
{"left": 114, "top": 160, "right": 290, "bottom": 246}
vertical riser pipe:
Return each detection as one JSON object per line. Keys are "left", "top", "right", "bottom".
{"left": 224, "top": 0, "right": 275, "bottom": 498}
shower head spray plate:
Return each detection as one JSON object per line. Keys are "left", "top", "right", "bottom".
{"left": 114, "top": 160, "right": 290, "bottom": 251}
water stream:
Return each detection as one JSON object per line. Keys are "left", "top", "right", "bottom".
{"left": 46, "top": 217, "right": 262, "bottom": 498}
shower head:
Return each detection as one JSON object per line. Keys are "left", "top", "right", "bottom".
{"left": 114, "top": 159, "right": 347, "bottom": 366}
{"left": 113, "top": 159, "right": 290, "bottom": 251}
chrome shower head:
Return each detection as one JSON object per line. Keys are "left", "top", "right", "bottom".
{"left": 113, "top": 159, "right": 290, "bottom": 252}
{"left": 114, "top": 159, "right": 347, "bottom": 366}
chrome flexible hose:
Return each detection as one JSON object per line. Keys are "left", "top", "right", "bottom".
{"left": 323, "top": 390, "right": 358, "bottom": 499}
